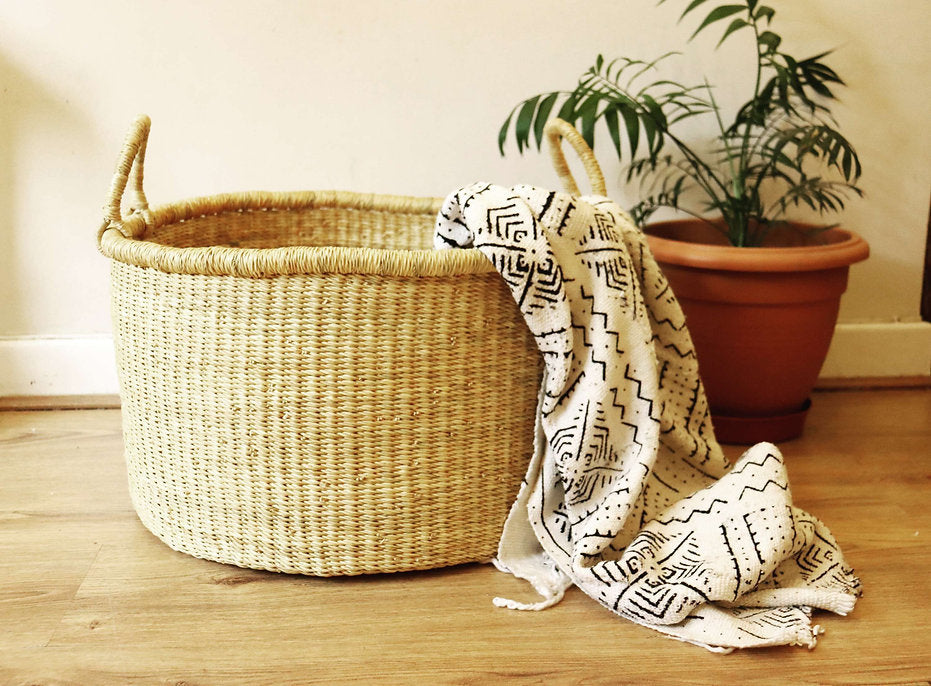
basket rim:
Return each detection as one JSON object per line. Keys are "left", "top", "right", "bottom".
{"left": 98, "top": 189, "right": 494, "bottom": 278}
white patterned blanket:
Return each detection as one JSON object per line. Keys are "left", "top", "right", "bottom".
{"left": 434, "top": 183, "right": 861, "bottom": 652}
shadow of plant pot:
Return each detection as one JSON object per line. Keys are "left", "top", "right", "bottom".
{"left": 644, "top": 219, "right": 869, "bottom": 445}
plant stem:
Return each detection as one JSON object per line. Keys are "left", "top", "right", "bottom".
{"left": 665, "top": 129, "right": 730, "bottom": 200}
{"left": 706, "top": 79, "right": 740, "bottom": 198}
{"left": 738, "top": 2, "right": 766, "bottom": 243}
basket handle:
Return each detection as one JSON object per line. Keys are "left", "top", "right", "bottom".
{"left": 543, "top": 118, "right": 607, "bottom": 197}
{"left": 97, "top": 114, "right": 152, "bottom": 244}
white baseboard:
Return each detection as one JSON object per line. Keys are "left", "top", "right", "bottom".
{"left": 821, "top": 321, "right": 931, "bottom": 378}
{"left": 1, "top": 323, "right": 929, "bottom": 397}
{"left": 0, "top": 336, "right": 120, "bottom": 397}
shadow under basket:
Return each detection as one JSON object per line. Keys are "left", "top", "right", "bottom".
{"left": 98, "top": 116, "right": 542, "bottom": 575}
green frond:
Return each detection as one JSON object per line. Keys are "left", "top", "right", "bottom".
{"left": 498, "top": 0, "right": 861, "bottom": 246}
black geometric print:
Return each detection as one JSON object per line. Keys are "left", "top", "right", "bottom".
{"left": 434, "top": 183, "right": 860, "bottom": 651}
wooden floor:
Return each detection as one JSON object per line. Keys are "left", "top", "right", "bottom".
{"left": 1, "top": 389, "right": 929, "bottom": 685}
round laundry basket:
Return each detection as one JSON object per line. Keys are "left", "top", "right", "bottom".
{"left": 97, "top": 116, "right": 543, "bottom": 575}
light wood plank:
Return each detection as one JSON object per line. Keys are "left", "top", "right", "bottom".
{"left": 0, "top": 390, "right": 929, "bottom": 684}
{"left": 0, "top": 394, "right": 122, "bottom": 411}
{"left": 816, "top": 375, "right": 931, "bottom": 390}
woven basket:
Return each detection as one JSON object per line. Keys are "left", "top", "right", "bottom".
{"left": 98, "top": 116, "right": 543, "bottom": 575}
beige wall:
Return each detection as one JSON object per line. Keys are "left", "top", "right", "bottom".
{"left": 1, "top": 0, "right": 928, "bottom": 342}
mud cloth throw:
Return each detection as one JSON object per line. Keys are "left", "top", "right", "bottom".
{"left": 434, "top": 182, "right": 861, "bottom": 652}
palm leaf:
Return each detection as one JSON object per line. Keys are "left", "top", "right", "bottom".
{"left": 690, "top": 5, "right": 749, "bottom": 42}
{"left": 514, "top": 95, "right": 541, "bottom": 153}
{"left": 532, "top": 93, "right": 560, "bottom": 148}
{"left": 717, "top": 17, "right": 750, "bottom": 48}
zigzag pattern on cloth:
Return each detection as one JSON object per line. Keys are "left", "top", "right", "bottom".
{"left": 435, "top": 183, "right": 861, "bottom": 652}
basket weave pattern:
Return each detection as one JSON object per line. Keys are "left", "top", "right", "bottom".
{"left": 101, "top": 117, "right": 542, "bottom": 575}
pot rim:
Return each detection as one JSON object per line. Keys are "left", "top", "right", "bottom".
{"left": 644, "top": 219, "right": 870, "bottom": 273}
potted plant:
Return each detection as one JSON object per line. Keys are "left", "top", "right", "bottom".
{"left": 499, "top": 0, "right": 869, "bottom": 443}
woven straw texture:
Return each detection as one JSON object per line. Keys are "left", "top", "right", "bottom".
{"left": 99, "top": 116, "right": 542, "bottom": 575}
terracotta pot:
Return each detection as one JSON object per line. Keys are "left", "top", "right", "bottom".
{"left": 644, "top": 219, "right": 869, "bottom": 444}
